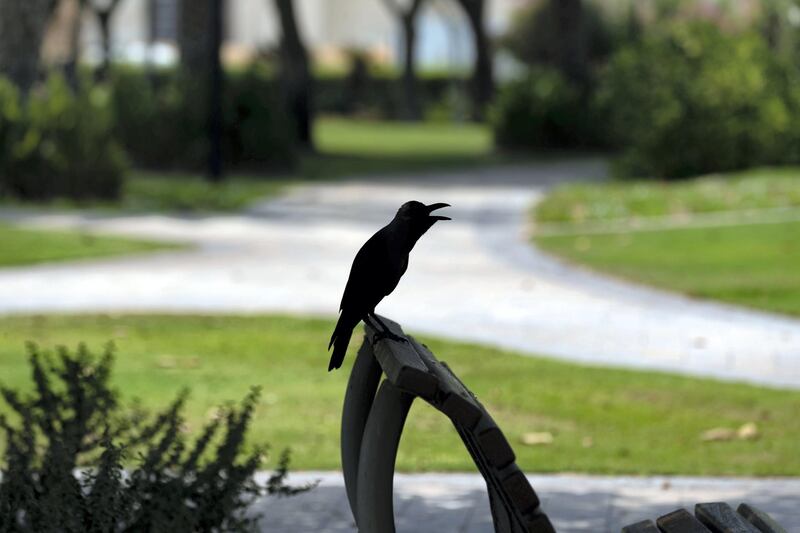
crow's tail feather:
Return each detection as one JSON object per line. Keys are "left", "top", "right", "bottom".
{"left": 328, "top": 311, "right": 359, "bottom": 371}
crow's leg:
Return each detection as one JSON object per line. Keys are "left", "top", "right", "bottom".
{"left": 366, "top": 313, "right": 407, "bottom": 344}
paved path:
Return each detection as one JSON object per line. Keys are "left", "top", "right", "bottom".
{"left": 252, "top": 472, "right": 800, "bottom": 532}
{"left": 1, "top": 159, "right": 799, "bottom": 387}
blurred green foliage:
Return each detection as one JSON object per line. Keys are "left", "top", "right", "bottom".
{"left": 109, "top": 66, "right": 295, "bottom": 171}
{"left": 502, "top": 0, "right": 613, "bottom": 84}
{"left": 491, "top": 68, "right": 607, "bottom": 150}
{"left": 0, "top": 75, "right": 126, "bottom": 201}
{"left": 493, "top": 0, "right": 614, "bottom": 151}
{"left": 598, "top": 20, "right": 800, "bottom": 179}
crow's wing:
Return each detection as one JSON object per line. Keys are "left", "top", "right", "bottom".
{"left": 339, "top": 226, "right": 404, "bottom": 315}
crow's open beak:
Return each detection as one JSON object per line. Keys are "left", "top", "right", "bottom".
{"left": 426, "top": 202, "right": 451, "bottom": 221}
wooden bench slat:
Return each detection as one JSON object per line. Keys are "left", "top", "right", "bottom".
{"left": 621, "top": 519, "right": 661, "bottom": 533}
{"left": 736, "top": 503, "right": 788, "bottom": 533}
{"left": 656, "top": 508, "right": 712, "bottom": 532}
{"left": 367, "top": 321, "right": 439, "bottom": 399}
{"left": 695, "top": 502, "right": 761, "bottom": 533}
{"left": 525, "top": 511, "right": 557, "bottom": 533}
{"left": 477, "top": 426, "right": 517, "bottom": 469}
{"left": 501, "top": 471, "right": 540, "bottom": 514}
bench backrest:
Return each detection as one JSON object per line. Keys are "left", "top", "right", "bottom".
{"left": 340, "top": 316, "right": 555, "bottom": 533}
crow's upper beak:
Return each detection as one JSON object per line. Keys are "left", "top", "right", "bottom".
{"left": 426, "top": 202, "right": 451, "bottom": 221}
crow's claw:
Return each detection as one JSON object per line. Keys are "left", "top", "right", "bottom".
{"left": 372, "top": 330, "right": 407, "bottom": 345}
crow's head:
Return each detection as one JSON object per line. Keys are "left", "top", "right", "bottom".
{"left": 395, "top": 201, "right": 451, "bottom": 241}
{"left": 397, "top": 201, "right": 451, "bottom": 222}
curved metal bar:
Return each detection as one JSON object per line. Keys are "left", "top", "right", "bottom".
{"left": 356, "top": 380, "right": 414, "bottom": 533}
{"left": 341, "top": 339, "right": 383, "bottom": 527}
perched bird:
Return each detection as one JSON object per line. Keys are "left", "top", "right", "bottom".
{"left": 327, "top": 201, "right": 451, "bottom": 371}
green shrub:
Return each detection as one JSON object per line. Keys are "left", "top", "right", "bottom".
{"left": 502, "top": 0, "right": 613, "bottom": 85}
{"left": 223, "top": 67, "right": 295, "bottom": 169}
{"left": 492, "top": 68, "right": 607, "bottom": 150}
{"left": 0, "top": 344, "right": 310, "bottom": 532}
{"left": 0, "top": 79, "right": 23, "bottom": 178}
{"left": 109, "top": 66, "right": 295, "bottom": 171}
{"left": 598, "top": 21, "right": 800, "bottom": 179}
{"left": 0, "top": 75, "right": 127, "bottom": 201}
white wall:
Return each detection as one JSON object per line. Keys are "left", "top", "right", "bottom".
{"left": 77, "top": 0, "right": 525, "bottom": 67}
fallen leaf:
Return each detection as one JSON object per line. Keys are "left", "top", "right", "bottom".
{"left": 521, "top": 432, "right": 554, "bottom": 446}
{"left": 737, "top": 422, "right": 759, "bottom": 440}
{"left": 701, "top": 427, "right": 736, "bottom": 442}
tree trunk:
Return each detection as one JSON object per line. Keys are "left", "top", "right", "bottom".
{"left": 400, "top": 13, "right": 422, "bottom": 120}
{"left": 208, "top": 0, "right": 224, "bottom": 180}
{"left": 554, "top": 0, "right": 588, "bottom": 86}
{"left": 273, "top": 0, "right": 313, "bottom": 149}
{"left": 0, "top": 0, "right": 58, "bottom": 91}
{"left": 96, "top": 10, "right": 112, "bottom": 79}
{"left": 381, "top": 0, "right": 424, "bottom": 120}
{"left": 65, "top": 0, "right": 84, "bottom": 89}
{"left": 455, "top": 0, "right": 493, "bottom": 121}
{"left": 179, "top": 0, "right": 213, "bottom": 78}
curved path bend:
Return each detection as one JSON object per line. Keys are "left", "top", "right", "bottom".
{"left": 1, "top": 159, "right": 799, "bottom": 387}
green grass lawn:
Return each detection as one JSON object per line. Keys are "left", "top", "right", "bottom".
{"left": 1, "top": 314, "right": 798, "bottom": 475}
{"left": 122, "top": 172, "right": 290, "bottom": 212}
{"left": 536, "top": 167, "right": 800, "bottom": 224}
{"left": 535, "top": 221, "right": 800, "bottom": 317}
{"left": 315, "top": 116, "right": 492, "bottom": 159}
{"left": 301, "top": 117, "right": 508, "bottom": 180}
{"left": 0, "top": 223, "right": 179, "bottom": 267}
{"left": 534, "top": 167, "right": 800, "bottom": 316}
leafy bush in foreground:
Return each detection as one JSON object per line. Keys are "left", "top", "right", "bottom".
{"left": 0, "top": 344, "right": 308, "bottom": 532}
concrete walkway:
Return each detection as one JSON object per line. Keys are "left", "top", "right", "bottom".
{"left": 1, "top": 159, "right": 799, "bottom": 387}
{"left": 253, "top": 472, "right": 800, "bottom": 532}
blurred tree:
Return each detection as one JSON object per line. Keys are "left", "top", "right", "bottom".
{"left": 178, "top": 0, "right": 224, "bottom": 181}
{"left": 381, "top": 0, "right": 425, "bottom": 121}
{"left": 273, "top": 0, "right": 314, "bottom": 148}
{"left": 0, "top": 0, "right": 59, "bottom": 91}
{"left": 208, "top": 0, "right": 223, "bottom": 180}
{"left": 503, "top": 0, "right": 611, "bottom": 88}
{"left": 86, "top": 0, "right": 124, "bottom": 80}
{"left": 178, "top": 0, "right": 213, "bottom": 78}
{"left": 453, "top": 0, "right": 493, "bottom": 120}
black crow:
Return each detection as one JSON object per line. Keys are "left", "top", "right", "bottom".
{"left": 327, "top": 201, "right": 451, "bottom": 371}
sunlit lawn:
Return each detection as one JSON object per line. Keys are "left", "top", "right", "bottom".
{"left": 534, "top": 167, "right": 800, "bottom": 316}
{"left": 535, "top": 167, "right": 800, "bottom": 224}
{"left": 315, "top": 116, "right": 492, "bottom": 158}
{"left": 536, "top": 221, "right": 800, "bottom": 317}
{"left": 1, "top": 314, "right": 798, "bottom": 475}
{"left": 122, "top": 172, "right": 289, "bottom": 212}
{"left": 0, "top": 223, "right": 179, "bottom": 267}
{"left": 302, "top": 116, "right": 511, "bottom": 179}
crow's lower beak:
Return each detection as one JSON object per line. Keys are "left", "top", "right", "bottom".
{"left": 426, "top": 202, "right": 451, "bottom": 221}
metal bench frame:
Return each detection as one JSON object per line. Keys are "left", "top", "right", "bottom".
{"left": 339, "top": 317, "right": 791, "bottom": 533}
{"left": 340, "top": 316, "right": 555, "bottom": 533}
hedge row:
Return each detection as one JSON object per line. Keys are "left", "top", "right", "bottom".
{"left": 493, "top": 20, "right": 800, "bottom": 179}
{"left": 0, "top": 75, "right": 126, "bottom": 201}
